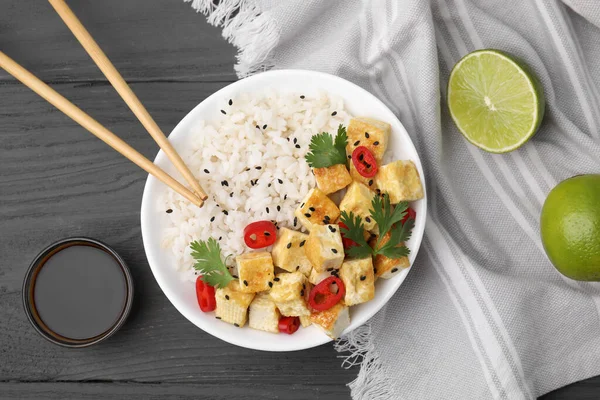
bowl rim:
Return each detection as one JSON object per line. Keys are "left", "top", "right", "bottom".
{"left": 22, "top": 237, "right": 135, "bottom": 348}
{"left": 140, "top": 68, "right": 427, "bottom": 351}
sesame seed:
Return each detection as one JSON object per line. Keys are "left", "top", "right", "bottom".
{"left": 266, "top": 207, "right": 270, "bottom": 213}
{"left": 293, "top": 138, "right": 297, "bottom": 144}
{"left": 295, "top": 144, "right": 301, "bottom": 149}
{"left": 245, "top": 167, "right": 251, "bottom": 171}
{"left": 225, "top": 295, "right": 230, "bottom": 300}
{"left": 204, "top": 169, "right": 210, "bottom": 174}
{"left": 309, "top": 207, "right": 315, "bottom": 212}
{"left": 243, "top": 280, "right": 248, "bottom": 286}
{"left": 256, "top": 125, "right": 260, "bottom": 129}
{"left": 375, "top": 189, "right": 381, "bottom": 194}
{"left": 230, "top": 192, "right": 234, "bottom": 198}
{"left": 223, "top": 210, "right": 229, "bottom": 215}
{"left": 296, "top": 265, "right": 300, "bottom": 271}
{"left": 228, "top": 99, "right": 233, "bottom": 106}
{"left": 300, "top": 290, "right": 304, "bottom": 296}
{"left": 268, "top": 281, "right": 273, "bottom": 288}
{"left": 299, "top": 240, "right": 306, "bottom": 247}
{"left": 368, "top": 180, "right": 373, "bottom": 186}
{"left": 359, "top": 154, "right": 364, "bottom": 161}
{"left": 354, "top": 140, "right": 360, "bottom": 146}
{"left": 324, "top": 215, "right": 330, "bottom": 220}
{"left": 287, "top": 242, "right": 292, "bottom": 249}
{"left": 293, "top": 217, "right": 298, "bottom": 226}
{"left": 304, "top": 213, "right": 312, "bottom": 218}
{"left": 300, "top": 95, "right": 305, "bottom": 99}
{"left": 210, "top": 216, "right": 215, "bottom": 222}
{"left": 331, "top": 111, "right": 337, "bottom": 116}
{"left": 301, "top": 203, "right": 305, "bottom": 208}
{"left": 216, "top": 316, "right": 222, "bottom": 320}
{"left": 221, "top": 180, "right": 229, "bottom": 187}
{"left": 218, "top": 236, "right": 222, "bottom": 241}
{"left": 255, "top": 166, "right": 262, "bottom": 170}
{"left": 391, "top": 268, "right": 398, "bottom": 273}
{"left": 274, "top": 277, "right": 280, "bottom": 282}
{"left": 234, "top": 323, "right": 240, "bottom": 327}
{"left": 263, "top": 124, "right": 267, "bottom": 129}
{"left": 322, "top": 219, "right": 329, "bottom": 224}
{"left": 166, "top": 209, "right": 173, "bottom": 214}
{"left": 331, "top": 248, "right": 338, "bottom": 254}
{"left": 373, "top": 141, "right": 380, "bottom": 146}
{"left": 268, "top": 183, "right": 272, "bottom": 187}
{"left": 327, "top": 267, "right": 333, "bottom": 272}
{"left": 365, "top": 217, "right": 371, "bottom": 223}
{"left": 277, "top": 205, "right": 281, "bottom": 212}
{"left": 365, "top": 132, "right": 370, "bottom": 138}
{"left": 278, "top": 179, "right": 283, "bottom": 184}
{"left": 348, "top": 155, "right": 352, "bottom": 159}
{"left": 264, "top": 231, "right": 271, "bottom": 237}
{"left": 328, "top": 225, "right": 336, "bottom": 233}
{"left": 284, "top": 194, "right": 287, "bottom": 200}
{"left": 221, "top": 109, "right": 226, "bottom": 115}
{"left": 360, "top": 276, "right": 366, "bottom": 281}
{"left": 232, "top": 275, "right": 239, "bottom": 279}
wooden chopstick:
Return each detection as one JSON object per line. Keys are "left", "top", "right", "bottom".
{"left": 0, "top": 51, "right": 204, "bottom": 208}
{"left": 48, "top": 0, "right": 208, "bottom": 202}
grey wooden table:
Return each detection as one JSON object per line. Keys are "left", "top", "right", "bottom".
{"left": 0, "top": 1, "right": 597, "bottom": 399}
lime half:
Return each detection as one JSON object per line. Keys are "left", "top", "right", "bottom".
{"left": 448, "top": 49, "right": 545, "bottom": 153}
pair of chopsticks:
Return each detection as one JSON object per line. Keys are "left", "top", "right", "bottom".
{"left": 0, "top": 0, "right": 207, "bottom": 207}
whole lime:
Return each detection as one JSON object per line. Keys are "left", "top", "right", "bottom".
{"left": 540, "top": 174, "right": 600, "bottom": 280}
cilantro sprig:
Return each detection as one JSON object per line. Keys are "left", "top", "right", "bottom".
{"left": 339, "top": 193, "right": 414, "bottom": 259}
{"left": 190, "top": 238, "right": 234, "bottom": 288}
{"left": 305, "top": 125, "right": 348, "bottom": 168}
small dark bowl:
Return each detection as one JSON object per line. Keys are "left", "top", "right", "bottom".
{"left": 22, "top": 237, "right": 134, "bottom": 348}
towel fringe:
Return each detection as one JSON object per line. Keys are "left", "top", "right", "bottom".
{"left": 335, "top": 323, "right": 397, "bottom": 400}
{"left": 184, "top": 0, "right": 278, "bottom": 77}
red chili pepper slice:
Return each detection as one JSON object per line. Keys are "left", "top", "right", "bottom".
{"left": 351, "top": 146, "right": 378, "bottom": 178}
{"left": 401, "top": 207, "right": 416, "bottom": 225}
{"left": 338, "top": 222, "right": 358, "bottom": 250}
{"left": 196, "top": 276, "right": 216, "bottom": 312}
{"left": 278, "top": 316, "right": 300, "bottom": 334}
{"left": 308, "top": 276, "right": 346, "bottom": 311}
{"left": 244, "top": 220, "right": 277, "bottom": 249}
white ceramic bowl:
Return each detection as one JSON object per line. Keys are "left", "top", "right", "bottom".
{"left": 140, "top": 69, "right": 427, "bottom": 351}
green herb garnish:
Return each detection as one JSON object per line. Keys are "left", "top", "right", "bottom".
{"left": 339, "top": 194, "right": 414, "bottom": 259}
{"left": 305, "top": 125, "right": 348, "bottom": 168}
{"left": 190, "top": 238, "right": 234, "bottom": 288}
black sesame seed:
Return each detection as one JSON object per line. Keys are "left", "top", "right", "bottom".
{"left": 299, "top": 240, "right": 306, "bottom": 247}
{"left": 365, "top": 132, "right": 370, "bottom": 138}
{"left": 331, "top": 248, "right": 338, "bottom": 254}
{"left": 300, "top": 95, "right": 305, "bottom": 99}
{"left": 222, "top": 180, "right": 229, "bottom": 187}
{"left": 232, "top": 275, "right": 239, "bottom": 279}
{"left": 391, "top": 268, "right": 398, "bottom": 273}
{"left": 245, "top": 167, "right": 251, "bottom": 171}
{"left": 287, "top": 137, "right": 290, "bottom": 142}
{"left": 331, "top": 111, "right": 337, "bottom": 116}
{"left": 266, "top": 207, "right": 270, "bottom": 213}
{"left": 210, "top": 216, "right": 215, "bottom": 222}
{"left": 296, "top": 265, "right": 300, "bottom": 271}
{"left": 230, "top": 192, "right": 234, "bottom": 198}
{"left": 278, "top": 179, "right": 283, "bottom": 184}
{"left": 284, "top": 194, "right": 288, "bottom": 200}
{"left": 324, "top": 215, "right": 330, "bottom": 220}
{"left": 300, "top": 290, "right": 305, "bottom": 296}
{"left": 243, "top": 280, "right": 248, "bottom": 286}
{"left": 354, "top": 140, "right": 360, "bottom": 146}
{"left": 218, "top": 236, "right": 222, "bottom": 241}
{"left": 204, "top": 168, "right": 210, "bottom": 174}
{"left": 216, "top": 316, "right": 222, "bottom": 320}
{"left": 225, "top": 295, "right": 230, "bottom": 300}
{"left": 255, "top": 166, "right": 262, "bottom": 170}
{"left": 368, "top": 179, "right": 374, "bottom": 186}
{"left": 293, "top": 217, "right": 298, "bottom": 226}
{"left": 295, "top": 144, "right": 301, "bottom": 149}
{"left": 223, "top": 210, "right": 229, "bottom": 215}
{"left": 287, "top": 242, "right": 292, "bottom": 249}
{"left": 274, "top": 277, "right": 280, "bottom": 282}
{"left": 221, "top": 109, "right": 226, "bottom": 115}
{"left": 365, "top": 217, "right": 371, "bottom": 223}
{"left": 268, "top": 183, "right": 272, "bottom": 187}
{"left": 360, "top": 275, "right": 366, "bottom": 281}
{"left": 234, "top": 323, "right": 240, "bottom": 327}
{"left": 327, "top": 267, "right": 334, "bottom": 272}
{"left": 301, "top": 203, "right": 305, "bottom": 208}
{"left": 328, "top": 225, "right": 336, "bottom": 233}
{"left": 268, "top": 281, "right": 273, "bottom": 288}
{"left": 228, "top": 99, "right": 233, "bottom": 106}
{"left": 322, "top": 219, "right": 329, "bottom": 224}
{"left": 263, "top": 124, "right": 267, "bottom": 129}
{"left": 304, "top": 213, "right": 312, "bottom": 218}
{"left": 376, "top": 189, "right": 381, "bottom": 194}
{"left": 293, "top": 138, "right": 297, "bottom": 144}
{"left": 166, "top": 209, "right": 173, "bottom": 214}
{"left": 256, "top": 125, "right": 260, "bottom": 129}
{"left": 309, "top": 207, "right": 315, "bottom": 212}
{"left": 359, "top": 154, "right": 364, "bottom": 161}
{"left": 275, "top": 205, "right": 279, "bottom": 212}
{"left": 264, "top": 231, "right": 271, "bottom": 237}
{"left": 373, "top": 141, "right": 380, "bottom": 146}
{"left": 348, "top": 155, "right": 352, "bottom": 159}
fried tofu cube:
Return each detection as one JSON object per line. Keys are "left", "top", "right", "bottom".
{"left": 346, "top": 117, "right": 391, "bottom": 163}
{"left": 299, "top": 314, "right": 312, "bottom": 328}
{"left": 313, "top": 164, "right": 353, "bottom": 194}
{"left": 215, "top": 281, "right": 255, "bottom": 327}
{"left": 271, "top": 228, "right": 312, "bottom": 276}
{"left": 294, "top": 188, "right": 341, "bottom": 231}
{"left": 269, "top": 271, "right": 310, "bottom": 316}
{"left": 310, "top": 301, "right": 350, "bottom": 339}
{"left": 249, "top": 292, "right": 281, "bottom": 333}
{"left": 236, "top": 252, "right": 274, "bottom": 293}
{"left": 309, "top": 268, "right": 331, "bottom": 285}
{"left": 339, "top": 258, "right": 375, "bottom": 306}
{"left": 374, "top": 160, "right": 424, "bottom": 204}
{"left": 305, "top": 224, "right": 344, "bottom": 273}
{"left": 370, "top": 232, "right": 410, "bottom": 279}
{"left": 349, "top": 161, "right": 375, "bottom": 188}
{"left": 339, "top": 181, "right": 377, "bottom": 231}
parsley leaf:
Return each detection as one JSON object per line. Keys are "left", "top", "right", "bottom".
{"left": 305, "top": 125, "right": 348, "bottom": 168}
{"left": 339, "top": 211, "right": 373, "bottom": 259}
{"left": 370, "top": 196, "right": 408, "bottom": 248}
{"left": 376, "top": 217, "right": 414, "bottom": 259}
{"left": 190, "top": 238, "right": 234, "bottom": 288}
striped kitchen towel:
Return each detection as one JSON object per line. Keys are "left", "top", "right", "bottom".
{"left": 186, "top": 0, "right": 600, "bottom": 398}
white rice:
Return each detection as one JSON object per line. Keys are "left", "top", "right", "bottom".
{"left": 160, "top": 90, "right": 352, "bottom": 282}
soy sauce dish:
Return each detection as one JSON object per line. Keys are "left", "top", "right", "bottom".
{"left": 23, "top": 238, "right": 133, "bottom": 348}
{"left": 140, "top": 69, "right": 427, "bottom": 351}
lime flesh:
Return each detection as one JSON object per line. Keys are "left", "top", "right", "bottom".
{"left": 448, "top": 49, "right": 545, "bottom": 153}
{"left": 540, "top": 175, "right": 600, "bottom": 281}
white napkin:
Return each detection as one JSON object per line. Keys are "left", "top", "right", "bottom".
{"left": 186, "top": 0, "right": 600, "bottom": 398}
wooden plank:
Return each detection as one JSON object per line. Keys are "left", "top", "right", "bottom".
{"left": 0, "top": 82, "right": 356, "bottom": 392}
{"left": 0, "top": 381, "right": 351, "bottom": 399}
{"left": 0, "top": 0, "right": 237, "bottom": 83}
